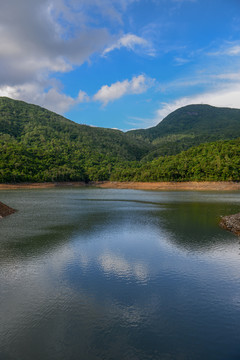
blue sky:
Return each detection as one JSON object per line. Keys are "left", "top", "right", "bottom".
{"left": 1, "top": 0, "right": 240, "bottom": 130}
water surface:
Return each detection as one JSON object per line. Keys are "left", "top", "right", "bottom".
{"left": 0, "top": 188, "right": 240, "bottom": 360}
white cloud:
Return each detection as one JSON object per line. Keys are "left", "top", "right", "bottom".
{"left": 0, "top": 0, "right": 137, "bottom": 112}
{"left": 174, "top": 57, "right": 191, "bottom": 66}
{"left": 0, "top": 74, "right": 152, "bottom": 113}
{"left": 77, "top": 90, "right": 90, "bottom": 103}
{"left": 93, "top": 75, "right": 153, "bottom": 105}
{"left": 0, "top": 84, "right": 88, "bottom": 114}
{"left": 158, "top": 70, "right": 240, "bottom": 94}
{"left": 208, "top": 43, "right": 240, "bottom": 57}
{"left": 57, "top": 0, "right": 138, "bottom": 25}
{"left": 213, "top": 72, "right": 240, "bottom": 81}
{"left": 103, "top": 33, "right": 155, "bottom": 56}
{"left": 225, "top": 45, "right": 240, "bottom": 56}
{"left": 99, "top": 252, "right": 148, "bottom": 282}
{"left": 0, "top": 0, "right": 112, "bottom": 86}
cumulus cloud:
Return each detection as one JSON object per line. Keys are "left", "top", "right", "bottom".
{"left": 0, "top": 0, "right": 137, "bottom": 112}
{"left": 93, "top": 75, "right": 154, "bottom": 105}
{"left": 0, "top": 84, "right": 88, "bottom": 114}
{"left": 103, "top": 33, "right": 155, "bottom": 56}
{"left": 0, "top": 0, "right": 111, "bottom": 86}
{"left": 99, "top": 252, "right": 148, "bottom": 282}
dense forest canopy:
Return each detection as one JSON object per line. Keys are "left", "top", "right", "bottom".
{"left": 1, "top": 96, "right": 240, "bottom": 183}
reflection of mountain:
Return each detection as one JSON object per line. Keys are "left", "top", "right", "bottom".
{"left": 151, "top": 201, "right": 238, "bottom": 251}
{"left": 0, "top": 193, "right": 158, "bottom": 258}
{"left": 2, "top": 190, "right": 240, "bottom": 360}
{"left": 1, "top": 189, "right": 239, "bottom": 260}
{"left": 0, "top": 209, "right": 112, "bottom": 258}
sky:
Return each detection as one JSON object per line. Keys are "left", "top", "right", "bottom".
{"left": 1, "top": 0, "right": 240, "bottom": 131}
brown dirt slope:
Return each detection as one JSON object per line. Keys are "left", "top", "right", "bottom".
{"left": 0, "top": 181, "right": 240, "bottom": 191}
{"left": 0, "top": 201, "right": 16, "bottom": 217}
{"left": 93, "top": 181, "right": 240, "bottom": 191}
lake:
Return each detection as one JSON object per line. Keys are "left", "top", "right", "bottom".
{"left": 0, "top": 188, "right": 240, "bottom": 360}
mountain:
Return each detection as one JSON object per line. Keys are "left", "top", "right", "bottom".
{"left": 127, "top": 104, "right": 240, "bottom": 158}
{"left": 0, "top": 97, "right": 150, "bottom": 182}
{"left": 0, "top": 97, "right": 149, "bottom": 160}
{"left": 1, "top": 97, "right": 240, "bottom": 183}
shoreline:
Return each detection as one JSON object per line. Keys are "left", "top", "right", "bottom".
{"left": 219, "top": 213, "right": 240, "bottom": 236}
{"left": 0, "top": 181, "right": 240, "bottom": 191}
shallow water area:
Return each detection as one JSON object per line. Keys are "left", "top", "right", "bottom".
{"left": 0, "top": 188, "right": 240, "bottom": 360}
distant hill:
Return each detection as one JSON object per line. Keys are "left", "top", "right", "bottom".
{"left": 1, "top": 97, "right": 240, "bottom": 183}
{"left": 127, "top": 104, "right": 240, "bottom": 158}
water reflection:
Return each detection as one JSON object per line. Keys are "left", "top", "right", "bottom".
{"left": 1, "top": 189, "right": 240, "bottom": 360}
{"left": 1, "top": 189, "right": 240, "bottom": 255}
{"left": 149, "top": 201, "right": 238, "bottom": 252}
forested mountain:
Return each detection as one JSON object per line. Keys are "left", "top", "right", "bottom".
{"left": 0, "top": 97, "right": 149, "bottom": 160}
{"left": 0, "top": 97, "right": 149, "bottom": 182}
{"left": 127, "top": 104, "right": 240, "bottom": 158}
{"left": 1, "top": 97, "right": 240, "bottom": 183}
{"left": 111, "top": 138, "right": 240, "bottom": 182}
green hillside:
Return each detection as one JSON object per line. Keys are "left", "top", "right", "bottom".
{"left": 127, "top": 104, "right": 240, "bottom": 158}
{"left": 1, "top": 97, "right": 240, "bottom": 183}
{"left": 0, "top": 97, "right": 149, "bottom": 160}
{"left": 0, "top": 97, "right": 150, "bottom": 182}
{"left": 110, "top": 138, "right": 240, "bottom": 182}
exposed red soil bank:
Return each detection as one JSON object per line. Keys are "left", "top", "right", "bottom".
{"left": 0, "top": 182, "right": 87, "bottom": 189}
{"left": 93, "top": 181, "right": 240, "bottom": 191}
{"left": 0, "top": 201, "right": 16, "bottom": 218}
{"left": 0, "top": 181, "right": 240, "bottom": 191}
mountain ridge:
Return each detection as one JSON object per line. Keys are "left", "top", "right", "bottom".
{"left": 127, "top": 104, "right": 240, "bottom": 138}
{"left": 1, "top": 97, "right": 240, "bottom": 183}
{"left": 126, "top": 104, "right": 240, "bottom": 157}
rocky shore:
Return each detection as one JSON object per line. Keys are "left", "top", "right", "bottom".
{"left": 0, "top": 201, "right": 16, "bottom": 218}
{"left": 219, "top": 213, "right": 240, "bottom": 236}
